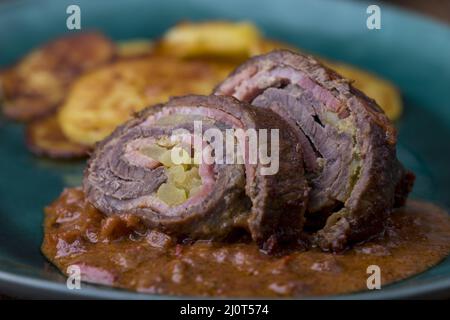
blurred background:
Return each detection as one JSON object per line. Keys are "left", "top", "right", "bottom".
{"left": 384, "top": 0, "right": 450, "bottom": 23}
{"left": 3, "top": 0, "right": 448, "bottom": 23}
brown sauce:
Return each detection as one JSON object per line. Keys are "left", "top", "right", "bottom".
{"left": 41, "top": 188, "right": 450, "bottom": 297}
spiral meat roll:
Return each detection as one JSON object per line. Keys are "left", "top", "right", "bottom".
{"left": 215, "top": 50, "right": 414, "bottom": 251}
{"left": 84, "top": 95, "right": 309, "bottom": 251}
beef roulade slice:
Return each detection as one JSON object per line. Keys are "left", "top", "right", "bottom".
{"left": 214, "top": 50, "right": 414, "bottom": 251}
{"left": 83, "top": 95, "right": 309, "bottom": 251}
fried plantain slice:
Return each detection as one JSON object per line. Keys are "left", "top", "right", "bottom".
{"left": 58, "top": 56, "right": 236, "bottom": 146}
{"left": 1, "top": 32, "right": 115, "bottom": 121}
{"left": 26, "top": 113, "right": 89, "bottom": 159}
{"left": 155, "top": 21, "right": 261, "bottom": 58}
{"left": 116, "top": 39, "right": 154, "bottom": 58}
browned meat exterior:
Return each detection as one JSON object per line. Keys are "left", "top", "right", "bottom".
{"left": 214, "top": 50, "right": 414, "bottom": 251}
{"left": 83, "top": 95, "right": 309, "bottom": 251}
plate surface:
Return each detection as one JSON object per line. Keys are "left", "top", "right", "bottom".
{"left": 0, "top": 0, "right": 449, "bottom": 299}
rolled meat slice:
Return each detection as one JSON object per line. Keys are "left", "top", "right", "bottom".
{"left": 214, "top": 50, "right": 414, "bottom": 251}
{"left": 83, "top": 95, "right": 309, "bottom": 251}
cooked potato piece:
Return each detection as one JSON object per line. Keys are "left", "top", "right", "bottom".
{"left": 1, "top": 32, "right": 115, "bottom": 121}
{"left": 328, "top": 62, "right": 403, "bottom": 120}
{"left": 26, "top": 113, "right": 89, "bottom": 159}
{"left": 116, "top": 39, "right": 153, "bottom": 58}
{"left": 167, "top": 165, "right": 187, "bottom": 186}
{"left": 157, "top": 182, "right": 187, "bottom": 206}
{"left": 157, "top": 21, "right": 261, "bottom": 58}
{"left": 170, "top": 146, "right": 192, "bottom": 165}
{"left": 158, "top": 149, "right": 176, "bottom": 167}
{"left": 162, "top": 164, "right": 202, "bottom": 202}
{"left": 148, "top": 142, "right": 201, "bottom": 203}
{"left": 58, "top": 56, "right": 235, "bottom": 146}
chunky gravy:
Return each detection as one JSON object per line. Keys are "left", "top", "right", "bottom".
{"left": 42, "top": 188, "right": 450, "bottom": 297}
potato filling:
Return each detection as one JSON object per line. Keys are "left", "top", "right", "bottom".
{"left": 140, "top": 137, "right": 202, "bottom": 206}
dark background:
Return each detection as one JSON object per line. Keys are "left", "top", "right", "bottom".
{"left": 386, "top": 0, "right": 450, "bottom": 23}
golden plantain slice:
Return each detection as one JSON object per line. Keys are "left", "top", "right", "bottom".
{"left": 116, "top": 39, "right": 154, "bottom": 58}
{"left": 156, "top": 21, "right": 261, "bottom": 58}
{"left": 58, "top": 56, "right": 235, "bottom": 146}
{"left": 1, "top": 32, "right": 115, "bottom": 121}
{"left": 26, "top": 113, "right": 89, "bottom": 159}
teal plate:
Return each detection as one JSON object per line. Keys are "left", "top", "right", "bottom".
{"left": 0, "top": 0, "right": 449, "bottom": 299}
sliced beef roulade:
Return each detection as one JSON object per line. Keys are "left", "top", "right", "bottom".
{"left": 83, "top": 95, "right": 309, "bottom": 251}
{"left": 214, "top": 50, "right": 414, "bottom": 251}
